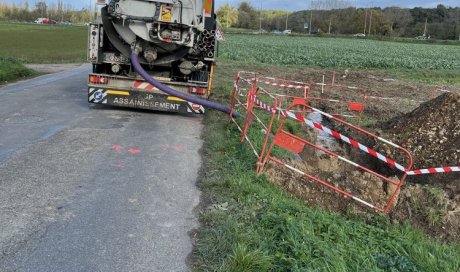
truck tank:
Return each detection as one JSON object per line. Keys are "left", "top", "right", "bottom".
{"left": 88, "top": 0, "right": 218, "bottom": 114}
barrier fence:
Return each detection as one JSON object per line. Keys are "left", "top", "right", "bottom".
{"left": 240, "top": 72, "right": 367, "bottom": 121}
{"left": 229, "top": 71, "right": 458, "bottom": 213}
{"left": 256, "top": 98, "right": 413, "bottom": 212}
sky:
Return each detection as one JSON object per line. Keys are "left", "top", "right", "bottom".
{"left": 1, "top": 0, "right": 459, "bottom": 11}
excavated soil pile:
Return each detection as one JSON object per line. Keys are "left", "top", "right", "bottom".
{"left": 382, "top": 92, "right": 460, "bottom": 170}
{"left": 265, "top": 93, "right": 460, "bottom": 243}
{"left": 377, "top": 93, "right": 460, "bottom": 242}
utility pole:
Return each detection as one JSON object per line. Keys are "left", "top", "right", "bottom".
{"left": 456, "top": 8, "right": 459, "bottom": 41}
{"left": 90, "top": 0, "right": 93, "bottom": 21}
{"left": 285, "top": 10, "right": 289, "bottom": 30}
{"left": 364, "top": 9, "right": 367, "bottom": 35}
{"left": 309, "top": 10, "right": 313, "bottom": 34}
{"left": 328, "top": 17, "right": 332, "bottom": 34}
{"left": 368, "top": 10, "right": 372, "bottom": 35}
{"left": 457, "top": 8, "right": 460, "bottom": 41}
{"left": 259, "top": 0, "right": 262, "bottom": 32}
{"left": 423, "top": 17, "right": 427, "bottom": 37}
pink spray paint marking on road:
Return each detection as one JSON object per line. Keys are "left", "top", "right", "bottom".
{"left": 112, "top": 145, "right": 125, "bottom": 151}
{"left": 128, "top": 148, "right": 142, "bottom": 154}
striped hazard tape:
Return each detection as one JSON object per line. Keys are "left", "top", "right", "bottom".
{"left": 89, "top": 88, "right": 108, "bottom": 104}
{"left": 249, "top": 94, "right": 277, "bottom": 113}
{"left": 250, "top": 94, "right": 409, "bottom": 173}
{"left": 282, "top": 109, "right": 408, "bottom": 173}
{"left": 407, "top": 166, "right": 460, "bottom": 176}
{"left": 133, "top": 81, "right": 159, "bottom": 91}
{"left": 241, "top": 76, "right": 309, "bottom": 90}
{"left": 250, "top": 94, "right": 460, "bottom": 177}
{"left": 436, "top": 89, "right": 456, "bottom": 93}
{"left": 364, "top": 95, "right": 425, "bottom": 104}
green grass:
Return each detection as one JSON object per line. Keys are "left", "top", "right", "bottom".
{"left": 219, "top": 34, "right": 460, "bottom": 70}
{"left": 388, "top": 69, "right": 460, "bottom": 84}
{"left": 192, "top": 63, "right": 460, "bottom": 271}
{"left": 0, "top": 57, "right": 36, "bottom": 83}
{"left": 0, "top": 23, "right": 87, "bottom": 63}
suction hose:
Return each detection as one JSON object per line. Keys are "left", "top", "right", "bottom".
{"left": 131, "top": 52, "right": 239, "bottom": 117}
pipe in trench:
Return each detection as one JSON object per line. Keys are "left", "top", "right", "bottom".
{"left": 131, "top": 52, "right": 240, "bottom": 117}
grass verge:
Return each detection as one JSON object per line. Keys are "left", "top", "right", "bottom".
{"left": 0, "top": 58, "right": 36, "bottom": 84}
{"left": 191, "top": 63, "right": 460, "bottom": 271}
{"left": 389, "top": 69, "right": 460, "bottom": 84}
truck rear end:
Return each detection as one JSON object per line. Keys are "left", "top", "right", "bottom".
{"left": 88, "top": 0, "right": 217, "bottom": 114}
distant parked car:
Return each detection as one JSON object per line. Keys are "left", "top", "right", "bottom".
{"left": 283, "top": 30, "right": 292, "bottom": 35}
{"left": 416, "top": 35, "right": 430, "bottom": 40}
{"left": 34, "top": 18, "right": 46, "bottom": 24}
{"left": 272, "top": 30, "right": 282, "bottom": 35}
{"left": 34, "top": 18, "right": 56, "bottom": 24}
{"left": 353, "top": 33, "right": 366, "bottom": 37}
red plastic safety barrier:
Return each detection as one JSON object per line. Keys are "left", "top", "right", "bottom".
{"left": 238, "top": 72, "right": 311, "bottom": 111}
{"left": 253, "top": 98, "right": 413, "bottom": 213}
{"left": 271, "top": 100, "right": 458, "bottom": 178}
{"left": 229, "top": 73, "right": 280, "bottom": 162}
{"left": 251, "top": 95, "right": 412, "bottom": 173}
{"left": 229, "top": 71, "right": 458, "bottom": 213}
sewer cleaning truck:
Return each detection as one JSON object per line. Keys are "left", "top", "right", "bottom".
{"left": 88, "top": 0, "right": 219, "bottom": 114}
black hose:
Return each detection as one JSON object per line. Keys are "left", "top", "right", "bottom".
{"left": 131, "top": 52, "right": 240, "bottom": 117}
{"left": 101, "top": 6, "right": 132, "bottom": 59}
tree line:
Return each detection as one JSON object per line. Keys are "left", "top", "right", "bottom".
{"left": 0, "top": 1, "right": 93, "bottom": 24}
{"left": 217, "top": 2, "right": 460, "bottom": 40}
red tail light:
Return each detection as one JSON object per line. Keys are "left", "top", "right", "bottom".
{"left": 89, "top": 75, "right": 109, "bottom": 84}
{"left": 188, "top": 87, "right": 207, "bottom": 95}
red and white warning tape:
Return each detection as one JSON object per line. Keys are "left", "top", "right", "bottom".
{"left": 249, "top": 94, "right": 409, "bottom": 173}
{"left": 406, "top": 166, "right": 460, "bottom": 176}
{"left": 251, "top": 95, "right": 460, "bottom": 176}
{"left": 249, "top": 95, "right": 277, "bottom": 113}
{"left": 436, "top": 89, "right": 453, "bottom": 93}
{"left": 283, "top": 110, "right": 409, "bottom": 173}
{"left": 364, "top": 95, "right": 395, "bottom": 101}
{"left": 241, "top": 77, "right": 309, "bottom": 90}
{"left": 364, "top": 95, "right": 425, "bottom": 103}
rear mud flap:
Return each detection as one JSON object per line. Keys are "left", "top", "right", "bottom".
{"left": 88, "top": 88, "right": 205, "bottom": 114}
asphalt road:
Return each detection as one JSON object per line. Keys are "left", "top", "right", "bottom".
{"left": 0, "top": 65, "right": 203, "bottom": 272}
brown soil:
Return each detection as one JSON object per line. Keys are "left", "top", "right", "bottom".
{"left": 381, "top": 93, "right": 460, "bottom": 243}
{"left": 247, "top": 67, "right": 460, "bottom": 243}
{"left": 251, "top": 68, "right": 454, "bottom": 123}
{"left": 381, "top": 93, "right": 460, "bottom": 170}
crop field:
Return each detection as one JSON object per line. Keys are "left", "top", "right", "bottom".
{"left": 0, "top": 23, "right": 87, "bottom": 63}
{"left": 219, "top": 34, "right": 460, "bottom": 70}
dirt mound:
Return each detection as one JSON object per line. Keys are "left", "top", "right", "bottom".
{"left": 375, "top": 93, "right": 460, "bottom": 242}
{"left": 383, "top": 93, "right": 460, "bottom": 169}
{"left": 264, "top": 93, "right": 460, "bottom": 243}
